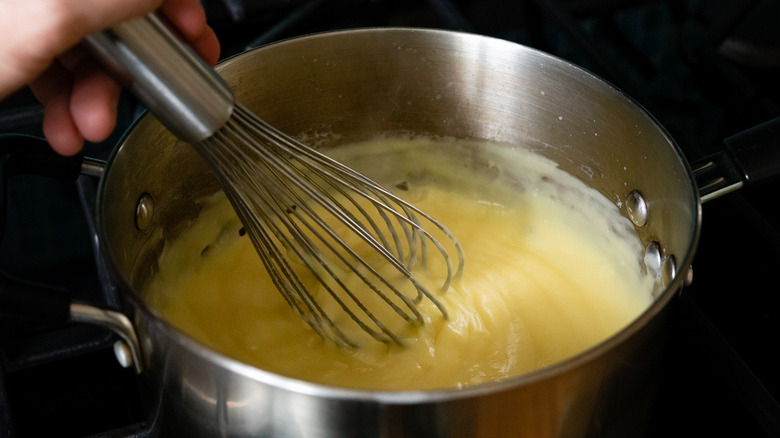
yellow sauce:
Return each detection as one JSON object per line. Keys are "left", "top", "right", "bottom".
{"left": 144, "top": 137, "right": 655, "bottom": 390}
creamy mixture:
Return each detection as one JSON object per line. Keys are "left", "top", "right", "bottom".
{"left": 144, "top": 137, "right": 656, "bottom": 390}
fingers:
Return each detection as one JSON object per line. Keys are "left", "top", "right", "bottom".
{"left": 54, "top": 0, "right": 164, "bottom": 43}
{"left": 42, "top": 94, "right": 85, "bottom": 157}
{"left": 30, "top": 61, "right": 84, "bottom": 156}
{"left": 0, "top": 0, "right": 162, "bottom": 100}
{"left": 189, "top": 25, "right": 221, "bottom": 66}
{"left": 161, "top": 0, "right": 221, "bottom": 65}
{"left": 17, "top": 0, "right": 220, "bottom": 156}
{"left": 68, "top": 61, "right": 121, "bottom": 145}
{"left": 62, "top": 0, "right": 219, "bottom": 144}
{"left": 161, "top": 0, "right": 208, "bottom": 41}
{"left": 30, "top": 47, "right": 122, "bottom": 155}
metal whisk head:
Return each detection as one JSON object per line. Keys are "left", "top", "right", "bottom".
{"left": 195, "top": 104, "right": 464, "bottom": 348}
{"left": 85, "top": 14, "right": 463, "bottom": 347}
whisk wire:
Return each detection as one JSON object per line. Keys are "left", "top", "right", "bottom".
{"left": 195, "top": 104, "right": 464, "bottom": 346}
{"left": 243, "top": 133, "right": 430, "bottom": 331}
{"left": 226, "top": 110, "right": 423, "bottom": 282}
{"left": 201, "top": 119, "right": 417, "bottom": 344}
{"left": 203, "top": 129, "right": 372, "bottom": 347}
{"left": 288, "top": 148, "right": 463, "bottom": 292}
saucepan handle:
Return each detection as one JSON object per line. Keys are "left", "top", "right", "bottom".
{"left": 0, "top": 273, "right": 144, "bottom": 373}
{"left": 692, "top": 116, "right": 780, "bottom": 202}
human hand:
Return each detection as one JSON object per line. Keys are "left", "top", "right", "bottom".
{"left": 0, "top": 0, "right": 220, "bottom": 156}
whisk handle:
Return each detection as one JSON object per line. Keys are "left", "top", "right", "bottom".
{"left": 85, "top": 14, "right": 234, "bottom": 143}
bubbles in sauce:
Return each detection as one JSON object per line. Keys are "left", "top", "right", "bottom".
{"left": 144, "top": 137, "right": 655, "bottom": 390}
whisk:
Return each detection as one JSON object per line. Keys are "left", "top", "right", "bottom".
{"left": 86, "top": 15, "right": 464, "bottom": 347}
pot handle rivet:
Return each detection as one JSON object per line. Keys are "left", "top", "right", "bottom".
{"left": 135, "top": 193, "right": 154, "bottom": 231}
{"left": 626, "top": 190, "right": 648, "bottom": 227}
{"left": 662, "top": 255, "right": 677, "bottom": 286}
{"left": 684, "top": 266, "right": 693, "bottom": 287}
{"left": 644, "top": 241, "right": 662, "bottom": 280}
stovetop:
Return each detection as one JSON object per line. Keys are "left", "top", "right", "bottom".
{"left": 2, "top": 0, "right": 780, "bottom": 436}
